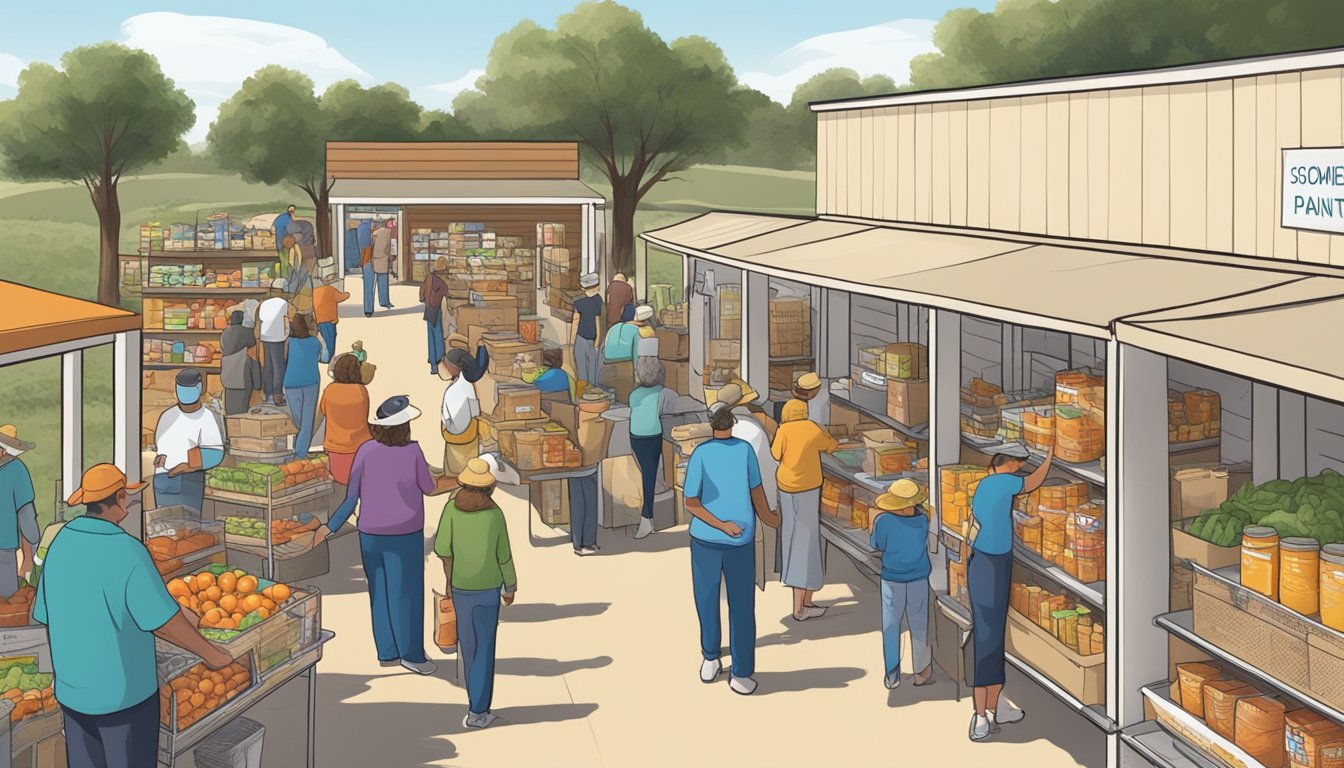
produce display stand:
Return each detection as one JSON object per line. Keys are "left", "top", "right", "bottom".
{"left": 205, "top": 457, "right": 335, "bottom": 581}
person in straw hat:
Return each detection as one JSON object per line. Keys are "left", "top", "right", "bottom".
{"left": 770, "top": 398, "right": 838, "bottom": 621}
{"left": 316, "top": 395, "right": 456, "bottom": 676}
{"left": 0, "top": 425, "right": 40, "bottom": 596}
{"left": 36, "top": 463, "right": 233, "bottom": 768}
{"left": 433, "top": 456, "right": 517, "bottom": 729}
{"left": 871, "top": 478, "right": 935, "bottom": 690}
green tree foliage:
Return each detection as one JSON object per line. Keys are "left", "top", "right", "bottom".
{"left": 783, "top": 69, "right": 897, "bottom": 168}
{"left": 0, "top": 43, "right": 194, "bottom": 305}
{"left": 715, "top": 89, "right": 802, "bottom": 170}
{"left": 420, "top": 110, "right": 479, "bottom": 141}
{"left": 910, "top": 0, "right": 1344, "bottom": 90}
{"left": 209, "top": 68, "right": 421, "bottom": 259}
{"left": 455, "top": 2, "right": 747, "bottom": 275}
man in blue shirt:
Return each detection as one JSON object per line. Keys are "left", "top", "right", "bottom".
{"left": 0, "top": 425, "right": 40, "bottom": 597}
{"left": 34, "top": 464, "right": 232, "bottom": 768}
{"left": 967, "top": 444, "right": 1053, "bottom": 742}
{"left": 272, "top": 205, "right": 296, "bottom": 257}
{"left": 683, "top": 403, "right": 780, "bottom": 696}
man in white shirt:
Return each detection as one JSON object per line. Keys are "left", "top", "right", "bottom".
{"left": 716, "top": 383, "right": 778, "bottom": 510}
{"left": 437, "top": 349, "right": 481, "bottom": 474}
{"left": 153, "top": 370, "right": 225, "bottom": 514}
{"left": 257, "top": 296, "right": 290, "bottom": 405}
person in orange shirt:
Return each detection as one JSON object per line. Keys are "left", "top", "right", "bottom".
{"left": 313, "top": 275, "right": 350, "bottom": 364}
{"left": 770, "top": 398, "right": 838, "bottom": 622}
{"left": 319, "top": 354, "right": 373, "bottom": 491}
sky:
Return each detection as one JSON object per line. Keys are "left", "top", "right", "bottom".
{"left": 0, "top": 1, "right": 994, "bottom": 144}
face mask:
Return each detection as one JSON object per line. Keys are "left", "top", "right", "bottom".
{"left": 176, "top": 384, "right": 203, "bottom": 405}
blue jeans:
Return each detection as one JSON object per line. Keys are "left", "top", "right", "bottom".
{"left": 359, "top": 532, "right": 428, "bottom": 664}
{"left": 376, "top": 272, "right": 391, "bottom": 307}
{"left": 630, "top": 434, "right": 663, "bottom": 520}
{"left": 285, "top": 383, "right": 318, "bottom": 459}
{"left": 427, "top": 316, "right": 445, "bottom": 371}
{"left": 153, "top": 471, "right": 205, "bottom": 514}
{"left": 362, "top": 263, "right": 376, "bottom": 314}
{"left": 453, "top": 587, "right": 502, "bottom": 715}
{"left": 318, "top": 322, "right": 337, "bottom": 363}
{"left": 62, "top": 694, "right": 159, "bottom": 768}
{"left": 881, "top": 578, "right": 931, "bottom": 677}
{"left": 690, "top": 538, "right": 755, "bottom": 678}
{"left": 569, "top": 474, "right": 599, "bottom": 550}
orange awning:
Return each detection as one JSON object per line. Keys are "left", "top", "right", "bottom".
{"left": 0, "top": 281, "right": 141, "bottom": 356}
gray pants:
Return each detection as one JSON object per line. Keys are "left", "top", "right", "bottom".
{"left": 569, "top": 474, "right": 599, "bottom": 550}
{"left": 881, "top": 578, "right": 931, "bottom": 677}
{"left": 262, "top": 340, "right": 286, "bottom": 398}
{"left": 779, "top": 488, "right": 824, "bottom": 590}
{"left": 574, "top": 336, "right": 601, "bottom": 385}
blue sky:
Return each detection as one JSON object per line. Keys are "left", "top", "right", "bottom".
{"left": 0, "top": 1, "right": 994, "bottom": 142}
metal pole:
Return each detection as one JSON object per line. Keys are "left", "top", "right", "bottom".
{"left": 306, "top": 666, "right": 317, "bottom": 768}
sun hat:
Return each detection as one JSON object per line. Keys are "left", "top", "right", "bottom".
{"left": 875, "top": 478, "right": 928, "bottom": 512}
{"left": 66, "top": 463, "right": 146, "bottom": 506}
{"left": 781, "top": 399, "right": 809, "bottom": 423}
{"left": 580, "top": 273, "right": 600, "bottom": 289}
{"left": 613, "top": 273, "right": 627, "bottom": 283}
{"left": 633, "top": 304, "right": 654, "bottom": 322}
{"left": 371, "top": 395, "right": 421, "bottom": 426}
{"left": 458, "top": 457, "right": 496, "bottom": 489}
{"left": 0, "top": 425, "right": 35, "bottom": 457}
{"left": 715, "top": 383, "right": 746, "bottom": 409}
{"left": 795, "top": 372, "right": 822, "bottom": 391}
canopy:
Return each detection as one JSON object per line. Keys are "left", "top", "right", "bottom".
{"left": 0, "top": 281, "right": 141, "bottom": 357}
{"left": 328, "top": 178, "right": 605, "bottom": 205}
{"left": 1117, "top": 276, "right": 1344, "bottom": 402}
{"left": 643, "top": 212, "right": 1302, "bottom": 338}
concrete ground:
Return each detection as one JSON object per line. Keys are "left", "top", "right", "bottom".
{"left": 175, "top": 278, "right": 1106, "bottom": 768}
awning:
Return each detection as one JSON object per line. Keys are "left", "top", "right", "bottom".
{"left": 642, "top": 212, "right": 1301, "bottom": 337}
{"left": 328, "top": 178, "right": 605, "bottom": 205}
{"left": 0, "top": 281, "right": 141, "bottom": 356}
{"left": 1117, "top": 276, "right": 1344, "bottom": 402}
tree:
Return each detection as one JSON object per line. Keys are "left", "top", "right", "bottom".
{"left": 455, "top": 2, "right": 747, "bottom": 276}
{"left": 0, "top": 43, "right": 194, "bottom": 306}
{"left": 420, "top": 110, "right": 479, "bottom": 141}
{"left": 910, "top": 0, "right": 1344, "bottom": 90}
{"left": 784, "top": 69, "right": 897, "bottom": 168}
{"left": 717, "top": 89, "right": 802, "bottom": 170}
{"left": 208, "top": 68, "right": 422, "bottom": 260}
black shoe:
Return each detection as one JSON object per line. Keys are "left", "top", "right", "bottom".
{"left": 365, "top": 313, "right": 372, "bottom": 318}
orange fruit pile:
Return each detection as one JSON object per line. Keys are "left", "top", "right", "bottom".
{"left": 158, "top": 661, "right": 251, "bottom": 730}
{"left": 0, "top": 586, "right": 35, "bottom": 629}
{"left": 3, "top": 685, "right": 56, "bottom": 722}
{"left": 279, "top": 456, "right": 328, "bottom": 487}
{"left": 165, "top": 570, "right": 293, "bottom": 630}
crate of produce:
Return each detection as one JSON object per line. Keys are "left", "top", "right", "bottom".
{"left": 158, "top": 651, "right": 257, "bottom": 734}
{"left": 170, "top": 566, "right": 319, "bottom": 674}
{"left": 960, "top": 378, "right": 1003, "bottom": 407}
{"left": 0, "top": 586, "right": 37, "bottom": 629}
{"left": 146, "top": 508, "right": 224, "bottom": 576}
{"left": 0, "top": 656, "right": 57, "bottom": 731}
{"left": 206, "top": 455, "right": 331, "bottom": 504}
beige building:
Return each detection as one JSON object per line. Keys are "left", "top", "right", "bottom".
{"left": 644, "top": 48, "right": 1344, "bottom": 768}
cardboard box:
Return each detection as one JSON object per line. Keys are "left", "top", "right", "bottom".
{"left": 662, "top": 360, "right": 690, "bottom": 394}
{"left": 1308, "top": 632, "right": 1344, "bottom": 713}
{"left": 1170, "top": 462, "right": 1254, "bottom": 521}
{"left": 495, "top": 386, "right": 542, "bottom": 422}
{"left": 545, "top": 402, "right": 613, "bottom": 466}
{"left": 454, "top": 303, "right": 519, "bottom": 335}
{"left": 226, "top": 409, "right": 296, "bottom": 439}
{"left": 656, "top": 329, "right": 689, "bottom": 361}
{"left": 707, "top": 339, "right": 741, "bottom": 365}
{"left": 886, "top": 378, "right": 929, "bottom": 428}
{"left": 1192, "top": 570, "right": 1311, "bottom": 691}
{"left": 1171, "top": 518, "right": 1241, "bottom": 569}
{"left": 881, "top": 342, "right": 929, "bottom": 380}
{"left": 486, "top": 340, "right": 543, "bottom": 379}
{"left": 535, "top": 479, "right": 570, "bottom": 526}
{"left": 1005, "top": 608, "right": 1105, "bottom": 706}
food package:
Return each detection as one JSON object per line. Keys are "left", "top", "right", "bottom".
{"left": 1013, "top": 509, "right": 1042, "bottom": 553}
{"left": 1285, "top": 709, "right": 1344, "bottom": 768}
{"left": 1020, "top": 405, "right": 1057, "bottom": 450}
{"left": 940, "top": 465, "right": 989, "bottom": 531}
{"left": 1038, "top": 506, "right": 1069, "bottom": 566}
{"left": 434, "top": 590, "right": 458, "bottom": 650}
{"left": 1176, "top": 661, "right": 1224, "bottom": 717}
{"left": 1055, "top": 405, "right": 1105, "bottom": 463}
{"left": 1040, "top": 481, "right": 1090, "bottom": 512}
{"left": 1234, "top": 695, "right": 1288, "bottom": 768}
{"left": 1056, "top": 369, "right": 1105, "bottom": 413}
{"left": 1203, "top": 679, "right": 1260, "bottom": 740}
{"left": 861, "top": 430, "right": 919, "bottom": 478}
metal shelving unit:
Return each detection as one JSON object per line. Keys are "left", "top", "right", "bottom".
{"left": 830, "top": 391, "right": 930, "bottom": 441}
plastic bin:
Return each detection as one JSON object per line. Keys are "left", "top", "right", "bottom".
{"left": 194, "top": 716, "right": 265, "bottom": 768}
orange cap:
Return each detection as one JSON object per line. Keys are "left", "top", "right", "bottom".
{"left": 66, "top": 463, "right": 146, "bottom": 506}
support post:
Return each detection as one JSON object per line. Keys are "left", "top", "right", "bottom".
{"left": 582, "top": 203, "right": 597, "bottom": 278}
{"left": 743, "top": 271, "right": 769, "bottom": 402}
{"left": 115, "top": 330, "right": 143, "bottom": 537}
{"left": 61, "top": 350, "right": 84, "bottom": 503}
{"left": 334, "top": 204, "right": 346, "bottom": 279}
{"left": 1252, "top": 382, "right": 1280, "bottom": 483}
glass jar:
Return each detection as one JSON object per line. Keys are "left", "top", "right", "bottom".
{"left": 1241, "top": 526, "right": 1280, "bottom": 600}
{"left": 1321, "top": 544, "right": 1344, "bottom": 631}
{"left": 1279, "top": 537, "right": 1321, "bottom": 615}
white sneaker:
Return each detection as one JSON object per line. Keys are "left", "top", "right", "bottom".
{"left": 969, "top": 713, "right": 992, "bottom": 741}
{"left": 990, "top": 702, "right": 1026, "bottom": 726}
{"left": 634, "top": 518, "right": 654, "bottom": 539}
{"left": 884, "top": 671, "right": 901, "bottom": 690}
{"left": 792, "top": 605, "right": 827, "bottom": 621}
{"left": 401, "top": 659, "right": 437, "bottom": 676}
{"left": 700, "top": 658, "right": 722, "bottom": 683}
{"left": 463, "top": 712, "right": 498, "bottom": 729}
{"left": 729, "top": 676, "right": 758, "bottom": 695}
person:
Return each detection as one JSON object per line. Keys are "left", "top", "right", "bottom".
{"left": 775, "top": 371, "right": 826, "bottom": 424}
{"left": 284, "top": 315, "right": 323, "bottom": 459}
{"left": 275, "top": 235, "right": 296, "bottom": 284}
{"left": 770, "top": 398, "right": 839, "bottom": 621}
{"left": 0, "top": 425, "right": 39, "bottom": 597}
{"left": 219, "top": 310, "right": 261, "bottom": 415}
{"left": 447, "top": 334, "right": 490, "bottom": 383}
{"left": 35, "top": 463, "right": 233, "bottom": 768}
{"left": 522, "top": 347, "right": 576, "bottom": 403}
{"left": 315, "top": 396, "right": 455, "bottom": 674}
{"left": 357, "top": 217, "right": 374, "bottom": 268}
{"left": 421, "top": 257, "right": 452, "bottom": 375}
{"left": 871, "top": 478, "right": 935, "bottom": 690}
{"left": 370, "top": 219, "right": 396, "bottom": 311}
{"left": 605, "top": 272, "right": 634, "bottom": 326}
{"left": 570, "top": 273, "right": 604, "bottom": 388}
{"left": 319, "top": 353, "right": 372, "bottom": 492}
{"left": 439, "top": 349, "right": 482, "bottom": 476}
{"left": 683, "top": 403, "right": 781, "bottom": 696}
{"left": 601, "top": 304, "right": 654, "bottom": 400}
{"left": 273, "top": 205, "right": 296, "bottom": 257}
{"left": 629, "top": 357, "right": 678, "bottom": 540}
{"left": 714, "top": 383, "right": 779, "bottom": 512}
{"left": 313, "top": 275, "right": 350, "bottom": 364}
{"left": 257, "top": 295, "right": 291, "bottom": 406}
{"left": 434, "top": 457, "right": 517, "bottom": 730}
{"left": 153, "top": 370, "right": 225, "bottom": 514}
{"left": 344, "top": 221, "right": 362, "bottom": 273}
{"left": 967, "top": 444, "right": 1054, "bottom": 741}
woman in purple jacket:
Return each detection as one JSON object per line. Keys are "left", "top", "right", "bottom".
{"left": 315, "top": 395, "right": 456, "bottom": 674}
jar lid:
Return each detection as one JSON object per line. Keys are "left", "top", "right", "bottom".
{"left": 1282, "top": 537, "right": 1321, "bottom": 551}
{"left": 1322, "top": 543, "right": 1344, "bottom": 563}
{"left": 1243, "top": 525, "right": 1278, "bottom": 539}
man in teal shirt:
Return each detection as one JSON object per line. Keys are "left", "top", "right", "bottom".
{"left": 0, "top": 424, "right": 40, "bottom": 596}
{"left": 33, "top": 464, "right": 232, "bottom": 768}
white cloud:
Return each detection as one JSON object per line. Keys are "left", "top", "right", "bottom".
{"left": 740, "top": 19, "right": 938, "bottom": 105}
{"left": 120, "top": 12, "right": 375, "bottom": 142}
{"left": 418, "top": 68, "right": 485, "bottom": 111}
{"left": 0, "top": 52, "right": 25, "bottom": 91}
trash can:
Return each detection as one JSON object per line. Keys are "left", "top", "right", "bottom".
{"left": 193, "top": 717, "right": 264, "bottom": 768}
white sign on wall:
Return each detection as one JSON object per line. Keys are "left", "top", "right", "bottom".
{"left": 1282, "top": 147, "right": 1344, "bottom": 234}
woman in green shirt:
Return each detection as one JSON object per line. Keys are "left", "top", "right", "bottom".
{"left": 629, "top": 357, "right": 678, "bottom": 541}
{"left": 434, "top": 458, "right": 517, "bottom": 730}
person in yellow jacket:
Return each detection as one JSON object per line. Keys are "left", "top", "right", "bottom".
{"left": 770, "top": 398, "right": 838, "bottom": 622}
{"left": 438, "top": 349, "right": 481, "bottom": 475}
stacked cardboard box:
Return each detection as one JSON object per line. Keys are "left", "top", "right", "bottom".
{"left": 1169, "top": 388, "right": 1222, "bottom": 443}
{"left": 717, "top": 284, "right": 741, "bottom": 340}
{"left": 538, "top": 223, "right": 580, "bottom": 318}
{"left": 660, "top": 302, "right": 688, "bottom": 328}
{"left": 768, "top": 296, "right": 811, "bottom": 358}
{"left": 1010, "top": 580, "right": 1105, "bottom": 655}
{"left": 940, "top": 464, "right": 989, "bottom": 531}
